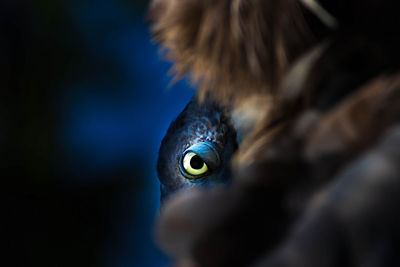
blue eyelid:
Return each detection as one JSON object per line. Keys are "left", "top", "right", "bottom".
{"left": 183, "top": 142, "right": 220, "bottom": 170}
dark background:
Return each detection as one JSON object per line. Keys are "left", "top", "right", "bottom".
{"left": 3, "top": 0, "right": 193, "bottom": 266}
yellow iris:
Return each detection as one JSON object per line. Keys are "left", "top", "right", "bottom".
{"left": 182, "top": 152, "right": 208, "bottom": 176}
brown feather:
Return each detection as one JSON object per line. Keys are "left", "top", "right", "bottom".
{"left": 148, "top": 0, "right": 316, "bottom": 105}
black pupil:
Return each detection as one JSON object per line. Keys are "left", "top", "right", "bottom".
{"left": 190, "top": 155, "right": 204, "bottom": 169}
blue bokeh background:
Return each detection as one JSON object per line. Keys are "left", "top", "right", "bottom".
{"left": 3, "top": 0, "right": 193, "bottom": 266}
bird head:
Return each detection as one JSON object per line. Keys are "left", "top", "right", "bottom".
{"left": 157, "top": 96, "right": 237, "bottom": 202}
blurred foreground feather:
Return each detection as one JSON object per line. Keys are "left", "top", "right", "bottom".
{"left": 148, "top": 0, "right": 316, "bottom": 105}
{"left": 150, "top": 0, "right": 400, "bottom": 266}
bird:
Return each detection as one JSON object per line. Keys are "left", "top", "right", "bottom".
{"left": 150, "top": 0, "right": 400, "bottom": 266}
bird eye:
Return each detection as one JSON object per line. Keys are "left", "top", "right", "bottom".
{"left": 182, "top": 152, "right": 209, "bottom": 176}
{"left": 179, "top": 142, "right": 220, "bottom": 179}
